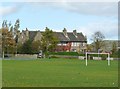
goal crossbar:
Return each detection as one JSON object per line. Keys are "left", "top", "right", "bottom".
{"left": 85, "top": 52, "right": 110, "bottom": 66}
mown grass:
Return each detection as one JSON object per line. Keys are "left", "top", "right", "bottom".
{"left": 2, "top": 58, "right": 118, "bottom": 87}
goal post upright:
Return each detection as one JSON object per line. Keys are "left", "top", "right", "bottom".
{"left": 86, "top": 52, "right": 88, "bottom": 66}
{"left": 108, "top": 53, "right": 110, "bottom": 66}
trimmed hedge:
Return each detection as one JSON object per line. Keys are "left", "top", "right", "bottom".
{"left": 49, "top": 52, "right": 79, "bottom": 56}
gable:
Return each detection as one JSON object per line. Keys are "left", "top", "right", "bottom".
{"left": 34, "top": 31, "right": 42, "bottom": 41}
{"left": 29, "top": 31, "right": 37, "bottom": 41}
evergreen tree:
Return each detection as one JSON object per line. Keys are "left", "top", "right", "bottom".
{"left": 41, "top": 27, "right": 59, "bottom": 57}
{"left": 20, "top": 40, "right": 32, "bottom": 54}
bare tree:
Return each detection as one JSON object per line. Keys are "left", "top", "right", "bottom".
{"left": 91, "top": 31, "right": 105, "bottom": 52}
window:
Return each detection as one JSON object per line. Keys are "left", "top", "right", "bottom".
{"left": 57, "top": 43, "right": 61, "bottom": 46}
{"left": 72, "top": 42, "right": 75, "bottom": 46}
{"left": 83, "top": 43, "right": 86, "bottom": 46}
{"left": 22, "top": 36, "right": 23, "bottom": 39}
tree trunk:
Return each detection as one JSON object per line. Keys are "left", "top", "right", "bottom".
{"left": 2, "top": 51, "right": 4, "bottom": 59}
{"left": 16, "top": 45, "right": 17, "bottom": 56}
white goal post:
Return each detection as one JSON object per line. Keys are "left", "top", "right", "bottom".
{"left": 85, "top": 52, "right": 110, "bottom": 66}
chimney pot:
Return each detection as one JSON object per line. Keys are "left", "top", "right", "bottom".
{"left": 63, "top": 28, "right": 67, "bottom": 36}
{"left": 73, "top": 30, "right": 77, "bottom": 36}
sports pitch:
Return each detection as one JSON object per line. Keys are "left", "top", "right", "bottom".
{"left": 2, "top": 58, "right": 118, "bottom": 87}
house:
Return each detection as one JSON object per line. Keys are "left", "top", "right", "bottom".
{"left": 18, "top": 28, "right": 87, "bottom": 52}
{"left": 91, "top": 40, "right": 120, "bottom": 53}
{"left": 102, "top": 40, "right": 120, "bottom": 52}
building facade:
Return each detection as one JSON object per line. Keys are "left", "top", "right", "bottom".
{"left": 102, "top": 40, "right": 120, "bottom": 52}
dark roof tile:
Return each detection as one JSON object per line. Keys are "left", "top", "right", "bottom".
{"left": 55, "top": 32, "right": 69, "bottom": 42}
{"left": 29, "top": 31, "right": 37, "bottom": 41}
{"left": 67, "top": 33, "right": 77, "bottom": 41}
{"left": 77, "top": 33, "right": 86, "bottom": 41}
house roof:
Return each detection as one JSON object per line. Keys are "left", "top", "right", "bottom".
{"left": 29, "top": 31, "right": 38, "bottom": 41}
{"left": 55, "top": 32, "right": 87, "bottom": 42}
{"left": 21, "top": 30, "right": 87, "bottom": 42}
{"left": 77, "top": 33, "right": 86, "bottom": 42}
{"left": 55, "top": 32, "right": 69, "bottom": 42}
{"left": 67, "top": 33, "right": 77, "bottom": 41}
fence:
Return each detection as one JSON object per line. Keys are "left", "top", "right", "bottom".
{"left": 3, "top": 54, "right": 37, "bottom": 60}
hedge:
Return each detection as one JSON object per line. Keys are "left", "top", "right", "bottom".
{"left": 49, "top": 52, "right": 108, "bottom": 57}
{"left": 49, "top": 52, "right": 79, "bottom": 56}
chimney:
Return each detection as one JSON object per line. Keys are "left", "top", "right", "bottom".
{"left": 63, "top": 28, "right": 67, "bottom": 37}
{"left": 26, "top": 28, "right": 29, "bottom": 37}
{"left": 73, "top": 30, "right": 77, "bottom": 37}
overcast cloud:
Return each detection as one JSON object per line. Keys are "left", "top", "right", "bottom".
{"left": 0, "top": 2, "right": 117, "bottom": 17}
{"left": 0, "top": 3, "right": 22, "bottom": 16}
{"left": 62, "top": 2, "right": 117, "bottom": 17}
{"left": 29, "top": 2, "right": 118, "bottom": 17}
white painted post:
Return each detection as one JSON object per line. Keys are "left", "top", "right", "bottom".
{"left": 98, "top": 49, "right": 99, "bottom": 60}
{"left": 86, "top": 52, "right": 87, "bottom": 66}
{"left": 108, "top": 53, "right": 110, "bottom": 66}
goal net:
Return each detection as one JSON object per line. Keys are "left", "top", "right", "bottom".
{"left": 85, "top": 52, "right": 110, "bottom": 66}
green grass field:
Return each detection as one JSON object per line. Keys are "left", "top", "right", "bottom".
{"left": 2, "top": 58, "right": 118, "bottom": 87}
